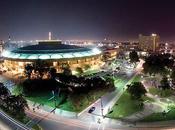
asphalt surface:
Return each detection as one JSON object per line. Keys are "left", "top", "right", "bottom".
{"left": 0, "top": 110, "right": 30, "bottom": 130}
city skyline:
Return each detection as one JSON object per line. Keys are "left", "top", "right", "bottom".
{"left": 1, "top": 0, "right": 175, "bottom": 41}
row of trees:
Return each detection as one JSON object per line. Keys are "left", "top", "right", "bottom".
{"left": 22, "top": 72, "right": 115, "bottom": 111}
{"left": 0, "top": 83, "right": 28, "bottom": 122}
{"left": 24, "top": 60, "right": 91, "bottom": 79}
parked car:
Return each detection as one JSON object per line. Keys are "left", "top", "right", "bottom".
{"left": 88, "top": 107, "right": 95, "bottom": 113}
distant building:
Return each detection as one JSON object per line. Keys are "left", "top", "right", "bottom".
{"left": 139, "top": 34, "right": 160, "bottom": 52}
{"left": 100, "top": 47, "right": 118, "bottom": 61}
{"left": 119, "top": 41, "right": 139, "bottom": 51}
{"left": 0, "top": 41, "right": 3, "bottom": 57}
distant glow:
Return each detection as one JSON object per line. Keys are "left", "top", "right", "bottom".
{"left": 2, "top": 50, "right": 10, "bottom": 57}
{"left": 152, "top": 33, "right": 157, "bottom": 36}
{"left": 92, "top": 48, "right": 101, "bottom": 54}
{"left": 88, "top": 42, "right": 93, "bottom": 45}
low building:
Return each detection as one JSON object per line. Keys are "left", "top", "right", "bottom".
{"left": 101, "top": 47, "right": 118, "bottom": 61}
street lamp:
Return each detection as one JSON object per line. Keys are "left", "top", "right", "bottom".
{"left": 100, "top": 97, "right": 104, "bottom": 118}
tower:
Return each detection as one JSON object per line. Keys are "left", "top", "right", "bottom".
{"left": 49, "top": 32, "right": 52, "bottom": 40}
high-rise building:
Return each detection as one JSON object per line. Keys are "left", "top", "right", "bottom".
{"left": 0, "top": 40, "right": 4, "bottom": 57}
{"left": 139, "top": 34, "right": 160, "bottom": 52}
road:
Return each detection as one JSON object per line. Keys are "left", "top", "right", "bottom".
{"left": 26, "top": 108, "right": 138, "bottom": 130}
{"left": 0, "top": 110, "right": 30, "bottom": 130}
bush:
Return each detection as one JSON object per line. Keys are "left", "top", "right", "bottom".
{"left": 84, "top": 64, "right": 91, "bottom": 70}
{"left": 75, "top": 67, "right": 83, "bottom": 74}
{"left": 22, "top": 79, "right": 62, "bottom": 95}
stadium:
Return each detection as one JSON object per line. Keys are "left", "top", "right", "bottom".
{"left": 2, "top": 40, "right": 103, "bottom": 73}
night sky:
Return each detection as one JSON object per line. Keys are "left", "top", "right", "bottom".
{"left": 1, "top": 0, "right": 175, "bottom": 41}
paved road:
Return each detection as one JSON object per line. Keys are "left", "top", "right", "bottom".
{"left": 0, "top": 110, "right": 30, "bottom": 130}
{"left": 26, "top": 108, "right": 175, "bottom": 130}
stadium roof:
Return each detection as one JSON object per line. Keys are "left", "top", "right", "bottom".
{"left": 3, "top": 43, "right": 101, "bottom": 60}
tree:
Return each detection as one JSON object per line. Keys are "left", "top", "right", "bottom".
{"left": 158, "top": 76, "right": 170, "bottom": 90}
{"left": 24, "top": 64, "right": 33, "bottom": 79}
{"left": 84, "top": 64, "right": 91, "bottom": 71}
{"left": 49, "top": 67, "right": 57, "bottom": 79}
{"left": 0, "top": 83, "right": 10, "bottom": 98}
{"left": 143, "top": 54, "right": 166, "bottom": 76}
{"left": 33, "top": 60, "right": 49, "bottom": 78}
{"left": 4, "top": 95, "right": 29, "bottom": 121}
{"left": 171, "top": 68, "right": 175, "bottom": 82}
{"left": 129, "top": 51, "right": 139, "bottom": 64}
{"left": 75, "top": 67, "right": 83, "bottom": 75}
{"left": 127, "top": 82, "right": 147, "bottom": 100}
{"left": 61, "top": 63, "right": 72, "bottom": 76}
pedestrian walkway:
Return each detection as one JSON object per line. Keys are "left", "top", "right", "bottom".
{"left": 123, "top": 102, "right": 163, "bottom": 122}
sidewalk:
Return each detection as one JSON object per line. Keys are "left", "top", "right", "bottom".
{"left": 123, "top": 102, "right": 163, "bottom": 122}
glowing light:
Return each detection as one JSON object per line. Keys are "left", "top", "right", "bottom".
{"left": 92, "top": 48, "right": 101, "bottom": 54}
{"left": 2, "top": 50, "right": 10, "bottom": 57}
{"left": 27, "top": 54, "right": 38, "bottom": 59}
{"left": 152, "top": 33, "right": 157, "bottom": 36}
{"left": 51, "top": 54, "right": 63, "bottom": 59}
{"left": 39, "top": 54, "right": 51, "bottom": 59}
{"left": 3, "top": 48, "right": 102, "bottom": 60}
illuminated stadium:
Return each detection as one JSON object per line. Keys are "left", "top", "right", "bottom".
{"left": 2, "top": 40, "right": 102, "bottom": 73}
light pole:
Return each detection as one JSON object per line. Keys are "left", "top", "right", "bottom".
{"left": 100, "top": 97, "right": 104, "bottom": 118}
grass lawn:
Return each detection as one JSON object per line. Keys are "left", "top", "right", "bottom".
{"left": 132, "top": 74, "right": 141, "bottom": 82}
{"left": 141, "top": 106, "right": 175, "bottom": 122}
{"left": 25, "top": 89, "right": 108, "bottom": 112}
{"left": 114, "top": 77, "right": 127, "bottom": 89}
{"left": 26, "top": 92, "right": 67, "bottom": 108}
{"left": 32, "top": 124, "right": 42, "bottom": 130}
{"left": 106, "top": 92, "right": 143, "bottom": 119}
{"left": 148, "top": 87, "right": 173, "bottom": 97}
{"left": 60, "top": 89, "right": 107, "bottom": 112}
{"left": 81, "top": 69, "right": 100, "bottom": 76}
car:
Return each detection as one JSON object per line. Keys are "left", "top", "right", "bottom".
{"left": 88, "top": 107, "right": 95, "bottom": 113}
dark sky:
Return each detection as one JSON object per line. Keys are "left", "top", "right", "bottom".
{"left": 1, "top": 0, "right": 175, "bottom": 41}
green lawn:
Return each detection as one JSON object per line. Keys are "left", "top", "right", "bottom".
{"left": 132, "top": 75, "right": 141, "bottom": 82}
{"left": 148, "top": 87, "right": 173, "bottom": 97}
{"left": 32, "top": 124, "right": 42, "bottom": 130}
{"left": 106, "top": 92, "right": 143, "bottom": 119}
{"left": 26, "top": 89, "right": 108, "bottom": 112}
{"left": 141, "top": 106, "right": 175, "bottom": 122}
{"left": 26, "top": 92, "right": 67, "bottom": 108}
{"left": 114, "top": 77, "right": 127, "bottom": 89}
